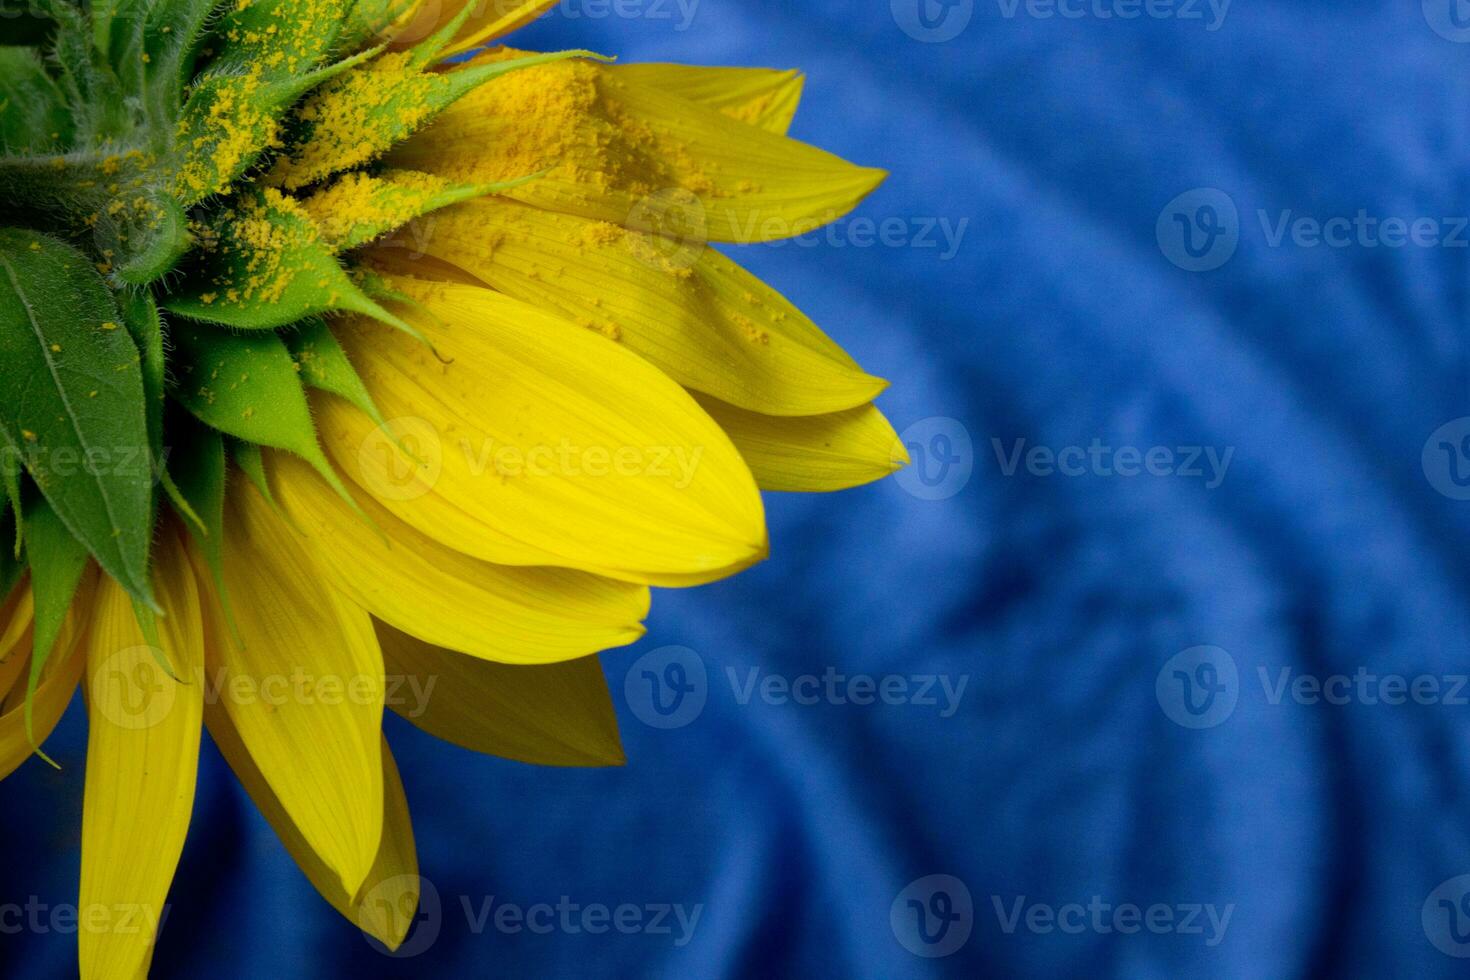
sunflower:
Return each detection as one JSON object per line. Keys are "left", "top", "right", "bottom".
{"left": 0, "top": 0, "right": 902, "bottom": 973}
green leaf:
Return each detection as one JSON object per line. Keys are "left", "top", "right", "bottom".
{"left": 285, "top": 317, "right": 386, "bottom": 427}
{"left": 163, "top": 187, "right": 415, "bottom": 332}
{"left": 168, "top": 321, "right": 357, "bottom": 504}
{"left": 23, "top": 495, "right": 88, "bottom": 761}
{"left": 0, "top": 230, "right": 155, "bottom": 606}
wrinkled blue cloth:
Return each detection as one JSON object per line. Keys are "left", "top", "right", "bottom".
{"left": 8, "top": 1, "right": 1470, "bottom": 976}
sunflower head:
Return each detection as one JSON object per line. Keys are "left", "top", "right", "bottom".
{"left": 0, "top": 0, "right": 903, "bottom": 973}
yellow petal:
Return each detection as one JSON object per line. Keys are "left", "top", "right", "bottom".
{"left": 610, "top": 63, "right": 804, "bottom": 134}
{"left": 392, "top": 52, "right": 885, "bottom": 242}
{"left": 376, "top": 621, "right": 624, "bottom": 767}
{"left": 442, "top": 0, "right": 558, "bottom": 55}
{"left": 194, "top": 475, "right": 385, "bottom": 895}
{"left": 695, "top": 393, "right": 908, "bottom": 492}
{"left": 395, "top": 198, "right": 885, "bottom": 416}
{"left": 0, "top": 583, "right": 34, "bottom": 703}
{"left": 269, "top": 450, "right": 649, "bottom": 664}
{"left": 79, "top": 528, "right": 203, "bottom": 980}
{"left": 205, "top": 705, "right": 420, "bottom": 951}
{"left": 0, "top": 573, "right": 91, "bottom": 780}
{"left": 319, "top": 279, "right": 767, "bottom": 586}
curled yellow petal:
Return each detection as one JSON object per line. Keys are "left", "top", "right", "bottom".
{"left": 392, "top": 52, "right": 884, "bottom": 242}
{"left": 0, "top": 583, "right": 33, "bottom": 704}
{"left": 80, "top": 528, "right": 203, "bottom": 980}
{"left": 695, "top": 394, "right": 909, "bottom": 492}
{"left": 205, "top": 709, "right": 420, "bottom": 952}
{"left": 386, "top": 0, "right": 557, "bottom": 52}
{"left": 0, "top": 573, "right": 91, "bottom": 780}
{"left": 194, "top": 475, "right": 385, "bottom": 895}
{"left": 270, "top": 450, "right": 649, "bottom": 664}
{"left": 319, "top": 279, "right": 767, "bottom": 586}
{"left": 376, "top": 621, "right": 624, "bottom": 767}
{"left": 393, "top": 198, "right": 885, "bottom": 416}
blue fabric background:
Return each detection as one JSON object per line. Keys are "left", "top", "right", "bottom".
{"left": 8, "top": 0, "right": 1470, "bottom": 975}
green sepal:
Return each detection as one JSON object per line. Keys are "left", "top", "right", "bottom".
{"left": 339, "top": 0, "right": 419, "bottom": 49}
{"left": 404, "top": 0, "right": 479, "bottom": 68}
{"left": 0, "top": 507, "right": 21, "bottom": 602}
{"left": 285, "top": 317, "right": 387, "bottom": 428}
{"left": 0, "top": 229, "right": 156, "bottom": 609}
{"left": 205, "top": 0, "right": 355, "bottom": 81}
{"left": 128, "top": 598, "right": 181, "bottom": 681}
{"left": 138, "top": 0, "right": 225, "bottom": 120}
{"left": 163, "top": 187, "right": 414, "bottom": 333}
{"left": 1, "top": 449, "right": 21, "bottom": 559}
{"left": 169, "top": 415, "right": 239, "bottom": 642}
{"left": 22, "top": 495, "right": 89, "bottom": 765}
{"left": 110, "top": 190, "right": 192, "bottom": 285}
{"left": 172, "top": 45, "right": 378, "bottom": 206}
{"left": 270, "top": 49, "right": 608, "bottom": 192}
{"left": 0, "top": 47, "right": 72, "bottom": 153}
{"left": 0, "top": 2, "right": 54, "bottom": 48}
{"left": 301, "top": 169, "right": 530, "bottom": 253}
{"left": 38, "top": 2, "right": 130, "bottom": 145}
{"left": 167, "top": 321, "right": 360, "bottom": 511}
{"left": 119, "top": 289, "right": 166, "bottom": 466}
{"left": 229, "top": 439, "right": 273, "bottom": 503}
